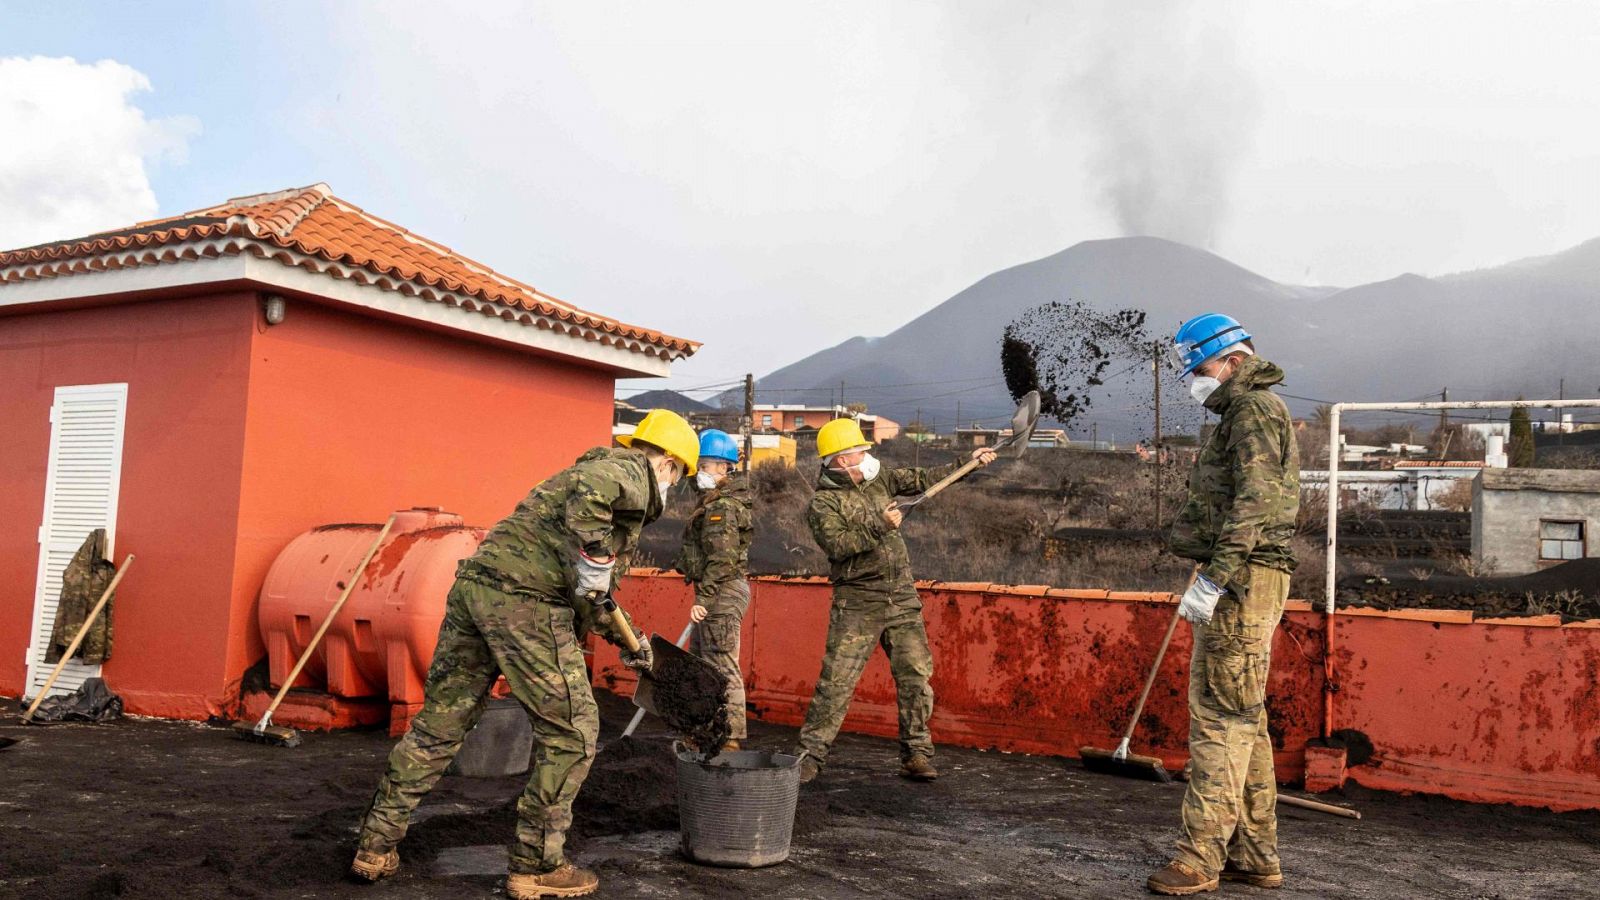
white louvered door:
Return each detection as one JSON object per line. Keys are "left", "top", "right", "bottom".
{"left": 25, "top": 384, "right": 128, "bottom": 698}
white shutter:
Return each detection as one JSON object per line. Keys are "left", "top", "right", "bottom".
{"left": 26, "top": 384, "right": 127, "bottom": 698}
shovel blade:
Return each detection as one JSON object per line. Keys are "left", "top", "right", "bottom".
{"left": 629, "top": 635, "right": 731, "bottom": 750}
{"left": 1005, "top": 390, "right": 1041, "bottom": 457}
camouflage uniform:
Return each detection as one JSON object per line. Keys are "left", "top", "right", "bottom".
{"left": 797, "top": 460, "right": 959, "bottom": 766}
{"left": 1167, "top": 355, "right": 1300, "bottom": 878}
{"left": 358, "top": 447, "right": 661, "bottom": 875}
{"left": 676, "top": 471, "right": 755, "bottom": 740}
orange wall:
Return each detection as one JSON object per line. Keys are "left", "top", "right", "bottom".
{"left": 0, "top": 293, "right": 255, "bottom": 712}
{"left": 225, "top": 297, "right": 616, "bottom": 707}
{"left": 600, "top": 573, "right": 1600, "bottom": 812}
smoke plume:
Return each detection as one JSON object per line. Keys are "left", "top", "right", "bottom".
{"left": 1071, "top": 1, "right": 1259, "bottom": 247}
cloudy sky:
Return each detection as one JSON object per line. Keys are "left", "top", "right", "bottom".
{"left": 4, "top": 1, "right": 1597, "bottom": 394}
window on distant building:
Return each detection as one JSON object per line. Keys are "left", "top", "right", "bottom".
{"left": 1539, "top": 520, "right": 1585, "bottom": 561}
{"left": 761, "top": 414, "right": 772, "bottom": 428}
{"left": 794, "top": 415, "right": 806, "bottom": 428}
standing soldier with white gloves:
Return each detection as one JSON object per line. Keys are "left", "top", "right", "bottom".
{"left": 675, "top": 429, "right": 755, "bottom": 752}
{"left": 1147, "top": 314, "right": 1300, "bottom": 896}
{"left": 351, "top": 409, "right": 700, "bottom": 900}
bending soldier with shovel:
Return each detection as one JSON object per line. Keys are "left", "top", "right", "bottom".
{"left": 351, "top": 409, "right": 700, "bottom": 899}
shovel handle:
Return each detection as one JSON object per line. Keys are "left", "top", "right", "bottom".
{"left": 1118, "top": 567, "right": 1200, "bottom": 747}
{"left": 24, "top": 555, "right": 135, "bottom": 723}
{"left": 595, "top": 595, "right": 641, "bottom": 653}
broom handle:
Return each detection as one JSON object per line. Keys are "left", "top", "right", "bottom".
{"left": 1119, "top": 567, "right": 1201, "bottom": 746}
{"left": 23, "top": 555, "right": 135, "bottom": 723}
{"left": 260, "top": 516, "right": 394, "bottom": 723}
{"left": 1279, "top": 794, "right": 1361, "bottom": 820}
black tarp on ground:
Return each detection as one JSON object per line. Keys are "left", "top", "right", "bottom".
{"left": 27, "top": 677, "right": 123, "bottom": 724}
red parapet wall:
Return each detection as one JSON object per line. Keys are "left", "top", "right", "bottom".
{"left": 600, "top": 571, "right": 1600, "bottom": 812}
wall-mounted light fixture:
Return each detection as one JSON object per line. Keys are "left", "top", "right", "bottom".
{"left": 264, "top": 294, "right": 287, "bottom": 326}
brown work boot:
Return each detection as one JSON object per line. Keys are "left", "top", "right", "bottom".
{"left": 349, "top": 847, "right": 399, "bottom": 882}
{"left": 1147, "top": 861, "right": 1219, "bottom": 895}
{"left": 899, "top": 754, "right": 938, "bottom": 781}
{"left": 720, "top": 739, "right": 742, "bottom": 752}
{"left": 506, "top": 864, "right": 599, "bottom": 899}
{"left": 798, "top": 757, "right": 821, "bottom": 783}
{"left": 1221, "top": 861, "right": 1284, "bottom": 888}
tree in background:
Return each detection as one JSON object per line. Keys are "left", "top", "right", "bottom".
{"left": 1509, "top": 405, "right": 1535, "bottom": 468}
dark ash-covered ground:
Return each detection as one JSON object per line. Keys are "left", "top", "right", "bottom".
{"left": 3, "top": 691, "right": 1598, "bottom": 899}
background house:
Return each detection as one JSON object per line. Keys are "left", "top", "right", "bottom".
{"left": 1473, "top": 469, "right": 1600, "bottom": 574}
{"left": 0, "top": 184, "right": 694, "bottom": 718}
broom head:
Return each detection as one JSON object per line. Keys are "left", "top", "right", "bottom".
{"left": 1080, "top": 744, "right": 1172, "bottom": 783}
{"left": 231, "top": 718, "right": 302, "bottom": 748}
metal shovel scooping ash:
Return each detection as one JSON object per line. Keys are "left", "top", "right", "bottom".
{"left": 895, "top": 389, "right": 1041, "bottom": 513}
{"left": 631, "top": 636, "right": 732, "bottom": 757}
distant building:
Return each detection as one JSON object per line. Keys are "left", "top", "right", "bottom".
{"left": 751, "top": 404, "right": 899, "bottom": 441}
{"left": 1473, "top": 469, "right": 1600, "bottom": 575}
{"left": 749, "top": 433, "right": 797, "bottom": 468}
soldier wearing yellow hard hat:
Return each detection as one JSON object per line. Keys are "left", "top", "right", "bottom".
{"left": 795, "top": 416, "right": 995, "bottom": 783}
{"left": 355, "top": 408, "right": 696, "bottom": 898}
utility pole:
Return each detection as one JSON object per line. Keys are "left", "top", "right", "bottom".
{"left": 955, "top": 399, "right": 962, "bottom": 431}
{"left": 742, "top": 373, "right": 754, "bottom": 473}
{"left": 1153, "top": 344, "right": 1163, "bottom": 529}
{"left": 1092, "top": 421, "right": 1098, "bottom": 450}
{"left": 914, "top": 407, "right": 922, "bottom": 467}
{"left": 839, "top": 379, "right": 846, "bottom": 415}
{"left": 1560, "top": 378, "right": 1566, "bottom": 446}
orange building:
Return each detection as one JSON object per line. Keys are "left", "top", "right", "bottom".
{"left": 0, "top": 184, "right": 695, "bottom": 720}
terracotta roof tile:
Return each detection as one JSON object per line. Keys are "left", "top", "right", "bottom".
{"left": 0, "top": 184, "right": 696, "bottom": 358}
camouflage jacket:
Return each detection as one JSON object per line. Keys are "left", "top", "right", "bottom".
{"left": 807, "top": 460, "right": 959, "bottom": 605}
{"left": 676, "top": 472, "right": 754, "bottom": 610}
{"left": 458, "top": 447, "right": 663, "bottom": 615}
{"left": 1169, "top": 355, "right": 1301, "bottom": 587}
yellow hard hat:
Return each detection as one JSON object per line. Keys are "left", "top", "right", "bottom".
{"left": 816, "top": 417, "right": 871, "bottom": 459}
{"left": 618, "top": 408, "right": 700, "bottom": 475}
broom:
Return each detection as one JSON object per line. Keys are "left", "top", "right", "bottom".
{"left": 232, "top": 515, "right": 394, "bottom": 747}
{"left": 1079, "top": 567, "right": 1200, "bottom": 782}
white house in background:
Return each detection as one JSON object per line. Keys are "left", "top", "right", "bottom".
{"left": 1473, "top": 469, "right": 1600, "bottom": 574}
{"left": 1302, "top": 460, "right": 1489, "bottom": 511}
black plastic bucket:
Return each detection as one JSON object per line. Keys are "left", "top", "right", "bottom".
{"left": 676, "top": 745, "right": 803, "bottom": 867}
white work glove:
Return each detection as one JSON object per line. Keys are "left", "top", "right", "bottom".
{"left": 576, "top": 551, "right": 615, "bottom": 596}
{"left": 1178, "top": 574, "right": 1225, "bottom": 626}
{"left": 619, "top": 629, "right": 653, "bottom": 671}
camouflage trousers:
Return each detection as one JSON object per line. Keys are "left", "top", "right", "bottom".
{"left": 1175, "top": 564, "right": 1290, "bottom": 877}
{"left": 358, "top": 578, "right": 598, "bottom": 875}
{"left": 797, "top": 594, "right": 934, "bottom": 766}
{"left": 690, "top": 579, "right": 749, "bottom": 740}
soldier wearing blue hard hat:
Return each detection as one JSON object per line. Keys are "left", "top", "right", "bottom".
{"left": 673, "top": 429, "right": 754, "bottom": 750}
{"left": 1149, "top": 314, "right": 1300, "bottom": 896}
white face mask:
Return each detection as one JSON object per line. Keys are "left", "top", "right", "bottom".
{"left": 695, "top": 470, "right": 720, "bottom": 491}
{"left": 654, "top": 459, "right": 681, "bottom": 503}
{"left": 856, "top": 453, "right": 881, "bottom": 482}
{"left": 1190, "top": 376, "right": 1221, "bottom": 404}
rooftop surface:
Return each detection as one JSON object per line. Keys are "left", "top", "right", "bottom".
{"left": 2, "top": 691, "right": 1596, "bottom": 899}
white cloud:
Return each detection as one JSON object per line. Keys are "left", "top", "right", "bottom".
{"left": 0, "top": 56, "right": 198, "bottom": 248}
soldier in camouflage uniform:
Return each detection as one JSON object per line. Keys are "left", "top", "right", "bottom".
{"left": 676, "top": 429, "right": 754, "bottom": 748}
{"left": 795, "top": 417, "right": 996, "bottom": 783}
{"left": 351, "top": 409, "right": 699, "bottom": 900}
{"left": 1148, "top": 315, "right": 1300, "bottom": 896}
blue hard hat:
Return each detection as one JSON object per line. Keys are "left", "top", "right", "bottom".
{"left": 698, "top": 429, "right": 741, "bottom": 464}
{"left": 1173, "top": 313, "right": 1252, "bottom": 375}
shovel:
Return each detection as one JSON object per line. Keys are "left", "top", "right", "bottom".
{"left": 896, "top": 390, "right": 1041, "bottom": 512}
{"left": 596, "top": 596, "right": 730, "bottom": 752}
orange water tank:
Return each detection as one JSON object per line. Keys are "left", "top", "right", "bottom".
{"left": 258, "top": 507, "right": 486, "bottom": 729}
